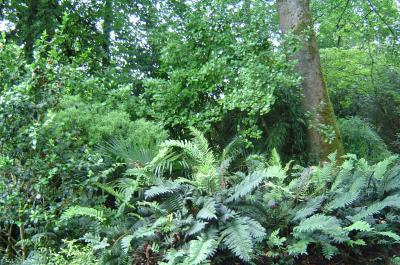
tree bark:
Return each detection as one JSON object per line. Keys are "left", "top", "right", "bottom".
{"left": 276, "top": 0, "right": 344, "bottom": 162}
{"left": 24, "top": 0, "right": 39, "bottom": 61}
{"left": 102, "top": 0, "right": 113, "bottom": 66}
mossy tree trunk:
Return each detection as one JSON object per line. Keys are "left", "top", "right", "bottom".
{"left": 277, "top": 0, "right": 344, "bottom": 162}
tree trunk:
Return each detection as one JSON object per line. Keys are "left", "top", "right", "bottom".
{"left": 102, "top": 0, "right": 113, "bottom": 66}
{"left": 276, "top": 0, "right": 344, "bottom": 162}
{"left": 25, "top": 0, "right": 39, "bottom": 61}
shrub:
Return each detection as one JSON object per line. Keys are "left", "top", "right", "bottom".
{"left": 339, "top": 116, "right": 391, "bottom": 163}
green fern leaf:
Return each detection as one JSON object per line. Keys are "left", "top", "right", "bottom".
{"left": 293, "top": 196, "right": 324, "bottom": 221}
{"left": 145, "top": 181, "right": 181, "bottom": 199}
{"left": 351, "top": 194, "right": 400, "bottom": 221}
{"left": 376, "top": 231, "right": 400, "bottom": 242}
{"left": 61, "top": 206, "right": 105, "bottom": 222}
{"left": 221, "top": 218, "right": 254, "bottom": 262}
{"left": 293, "top": 214, "right": 341, "bottom": 234}
{"left": 325, "top": 191, "right": 360, "bottom": 212}
{"left": 243, "top": 217, "right": 266, "bottom": 240}
{"left": 120, "top": 235, "right": 134, "bottom": 254}
{"left": 344, "top": 221, "right": 373, "bottom": 232}
{"left": 267, "top": 229, "right": 286, "bottom": 248}
{"left": 187, "top": 221, "right": 208, "bottom": 236}
{"left": 373, "top": 156, "right": 397, "bottom": 180}
{"left": 321, "top": 242, "right": 339, "bottom": 260}
{"left": 228, "top": 170, "right": 266, "bottom": 201}
{"left": 196, "top": 198, "right": 217, "bottom": 220}
{"left": 287, "top": 240, "right": 309, "bottom": 257}
{"left": 187, "top": 236, "right": 217, "bottom": 265}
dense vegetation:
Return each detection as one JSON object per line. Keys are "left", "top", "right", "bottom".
{"left": 0, "top": 0, "right": 399, "bottom": 264}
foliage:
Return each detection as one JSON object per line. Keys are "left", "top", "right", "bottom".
{"left": 339, "top": 117, "right": 391, "bottom": 163}
{"left": 321, "top": 46, "right": 400, "bottom": 153}
{"left": 0, "top": 0, "right": 399, "bottom": 264}
{"left": 59, "top": 130, "right": 400, "bottom": 264}
{"left": 19, "top": 240, "right": 100, "bottom": 265}
{"left": 141, "top": 0, "right": 302, "bottom": 149}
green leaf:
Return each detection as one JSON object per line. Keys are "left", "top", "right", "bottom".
{"left": 187, "top": 236, "right": 217, "bottom": 265}
{"left": 344, "top": 221, "right": 373, "bottom": 232}
{"left": 196, "top": 198, "right": 217, "bottom": 220}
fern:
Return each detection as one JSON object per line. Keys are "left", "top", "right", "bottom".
{"left": 373, "top": 156, "right": 397, "bottom": 180}
{"left": 145, "top": 181, "right": 181, "bottom": 199}
{"left": 376, "top": 231, "right": 400, "bottom": 242}
{"left": 186, "top": 235, "right": 217, "bottom": 265}
{"left": 330, "top": 159, "right": 355, "bottom": 191}
{"left": 344, "top": 221, "right": 373, "bottom": 232}
{"left": 221, "top": 218, "right": 255, "bottom": 262}
{"left": 244, "top": 217, "right": 266, "bottom": 241}
{"left": 325, "top": 190, "right": 360, "bottom": 212}
{"left": 220, "top": 137, "right": 246, "bottom": 172}
{"left": 287, "top": 240, "right": 310, "bottom": 257}
{"left": 228, "top": 170, "right": 266, "bottom": 201}
{"left": 267, "top": 229, "right": 286, "bottom": 248}
{"left": 350, "top": 194, "right": 400, "bottom": 221}
{"left": 293, "top": 214, "right": 340, "bottom": 234}
{"left": 160, "top": 192, "right": 184, "bottom": 212}
{"left": 382, "top": 164, "right": 400, "bottom": 193}
{"left": 293, "top": 214, "right": 347, "bottom": 243}
{"left": 321, "top": 242, "right": 339, "bottom": 260}
{"left": 120, "top": 235, "right": 134, "bottom": 254}
{"left": 187, "top": 221, "right": 208, "bottom": 236}
{"left": 293, "top": 196, "right": 324, "bottom": 221}
{"left": 61, "top": 206, "right": 105, "bottom": 222}
{"left": 196, "top": 198, "right": 217, "bottom": 220}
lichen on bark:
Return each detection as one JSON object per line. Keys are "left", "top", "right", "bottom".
{"left": 277, "top": 0, "right": 344, "bottom": 163}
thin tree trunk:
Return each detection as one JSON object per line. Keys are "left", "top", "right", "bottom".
{"left": 25, "top": 0, "right": 39, "bottom": 61}
{"left": 102, "top": 0, "right": 113, "bottom": 66}
{"left": 276, "top": 0, "right": 344, "bottom": 162}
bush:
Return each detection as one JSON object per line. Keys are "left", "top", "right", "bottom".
{"left": 20, "top": 240, "right": 100, "bottom": 265}
{"left": 339, "top": 116, "right": 391, "bottom": 163}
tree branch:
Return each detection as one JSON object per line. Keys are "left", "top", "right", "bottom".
{"left": 367, "top": 0, "right": 396, "bottom": 37}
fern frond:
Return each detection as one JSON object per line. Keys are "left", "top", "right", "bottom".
{"left": 228, "top": 170, "right": 265, "bottom": 201}
{"left": 325, "top": 191, "right": 360, "bottom": 212}
{"left": 351, "top": 194, "right": 400, "bottom": 221}
{"left": 219, "top": 137, "right": 246, "bottom": 174}
{"left": 94, "top": 182, "right": 125, "bottom": 202}
{"left": 98, "top": 137, "right": 157, "bottom": 167}
{"left": 330, "top": 159, "right": 354, "bottom": 191}
{"left": 344, "top": 221, "right": 373, "bottom": 232}
{"left": 160, "top": 192, "right": 184, "bottom": 212}
{"left": 221, "top": 218, "right": 254, "bottom": 262}
{"left": 287, "top": 240, "right": 310, "bottom": 257}
{"left": 196, "top": 198, "right": 217, "bottom": 220}
{"left": 293, "top": 214, "right": 343, "bottom": 240}
{"left": 293, "top": 196, "right": 324, "bottom": 221}
{"left": 189, "top": 127, "right": 212, "bottom": 159}
{"left": 120, "top": 235, "right": 134, "bottom": 254}
{"left": 376, "top": 231, "right": 400, "bottom": 242}
{"left": 145, "top": 181, "right": 181, "bottom": 199}
{"left": 61, "top": 206, "right": 105, "bottom": 222}
{"left": 268, "top": 148, "right": 281, "bottom": 167}
{"left": 321, "top": 242, "right": 339, "bottom": 260}
{"left": 372, "top": 155, "right": 397, "bottom": 181}
{"left": 186, "top": 235, "right": 217, "bottom": 265}
{"left": 242, "top": 217, "right": 266, "bottom": 241}
{"left": 267, "top": 229, "right": 286, "bottom": 248}
{"left": 186, "top": 221, "right": 208, "bottom": 237}
{"left": 382, "top": 164, "right": 400, "bottom": 193}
